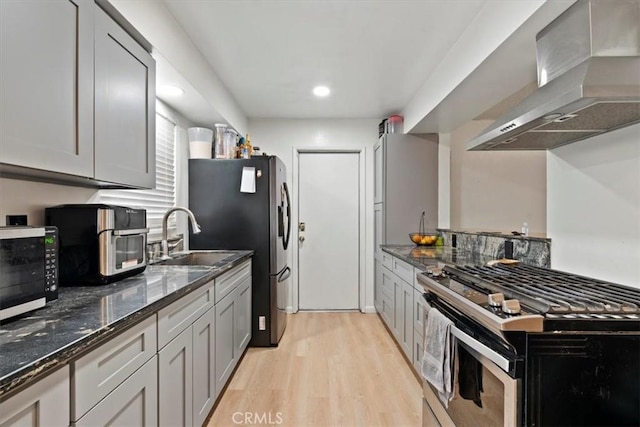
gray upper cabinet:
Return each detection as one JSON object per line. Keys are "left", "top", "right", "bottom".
{"left": 374, "top": 140, "right": 384, "bottom": 204}
{"left": 0, "top": 0, "right": 94, "bottom": 177}
{"left": 94, "top": 5, "right": 156, "bottom": 188}
{"left": 0, "top": 0, "right": 155, "bottom": 189}
{"left": 375, "top": 134, "right": 439, "bottom": 244}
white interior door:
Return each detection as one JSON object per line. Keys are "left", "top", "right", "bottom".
{"left": 298, "top": 152, "right": 360, "bottom": 310}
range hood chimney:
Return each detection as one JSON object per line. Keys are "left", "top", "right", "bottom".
{"left": 467, "top": 0, "right": 640, "bottom": 151}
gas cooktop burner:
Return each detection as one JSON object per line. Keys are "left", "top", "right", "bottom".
{"left": 446, "top": 264, "right": 640, "bottom": 316}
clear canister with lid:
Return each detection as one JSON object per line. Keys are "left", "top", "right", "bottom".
{"left": 213, "top": 123, "right": 228, "bottom": 159}
{"left": 223, "top": 129, "right": 238, "bottom": 159}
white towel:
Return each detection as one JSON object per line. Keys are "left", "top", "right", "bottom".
{"left": 421, "top": 306, "right": 456, "bottom": 407}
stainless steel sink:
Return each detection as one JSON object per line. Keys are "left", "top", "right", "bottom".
{"left": 152, "top": 251, "right": 236, "bottom": 266}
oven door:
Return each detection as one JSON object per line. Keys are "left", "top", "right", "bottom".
{"left": 422, "top": 295, "right": 521, "bottom": 427}
{"left": 100, "top": 229, "right": 147, "bottom": 276}
{"left": 0, "top": 228, "right": 47, "bottom": 320}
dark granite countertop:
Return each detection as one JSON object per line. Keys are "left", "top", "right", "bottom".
{"left": 0, "top": 250, "right": 253, "bottom": 398}
{"left": 381, "top": 245, "right": 494, "bottom": 270}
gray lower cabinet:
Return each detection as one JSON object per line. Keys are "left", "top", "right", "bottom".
{"left": 0, "top": 0, "right": 93, "bottom": 177}
{"left": 413, "top": 287, "right": 428, "bottom": 371}
{"left": 393, "top": 276, "right": 414, "bottom": 360}
{"left": 374, "top": 260, "right": 383, "bottom": 313}
{"left": 393, "top": 277, "right": 403, "bottom": 340}
{"left": 0, "top": 367, "right": 69, "bottom": 427}
{"left": 215, "top": 290, "right": 236, "bottom": 394}
{"left": 94, "top": 5, "right": 155, "bottom": 188}
{"left": 71, "top": 315, "right": 157, "bottom": 421}
{"left": 380, "top": 265, "right": 394, "bottom": 328}
{"left": 159, "top": 326, "right": 193, "bottom": 427}
{"left": 376, "top": 252, "right": 428, "bottom": 374}
{"left": 75, "top": 356, "right": 158, "bottom": 427}
{"left": 193, "top": 307, "right": 217, "bottom": 427}
{"left": 234, "top": 276, "right": 252, "bottom": 356}
{"left": 215, "top": 262, "right": 252, "bottom": 397}
{"left": 401, "top": 280, "right": 414, "bottom": 359}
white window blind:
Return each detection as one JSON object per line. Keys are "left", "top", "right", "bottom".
{"left": 99, "top": 113, "right": 177, "bottom": 235}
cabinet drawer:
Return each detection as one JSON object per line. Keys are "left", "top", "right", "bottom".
{"left": 392, "top": 257, "right": 414, "bottom": 284}
{"left": 0, "top": 366, "right": 69, "bottom": 427}
{"left": 381, "top": 265, "right": 394, "bottom": 300}
{"left": 381, "top": 294, "right": 393, "bottom": 328}
{"left": 74, "top": 356, "right": 158, "bottom": 427}
{"left": 158, "top": 281, "right": 213, "bottom": 349}
{"left": 72, "top": 315, "right": 156, "bottom": 421}
{"left": 215, "top": 260, "right": 251, "bottom": 303}
{"left": 381, "top": 252, "right": 393, "bottom": 270}
{"left": 414, "top": 288, "right": 427, "bottom": 338}
{"left": 414, "top": 266, "right": 427, "bottom": 290}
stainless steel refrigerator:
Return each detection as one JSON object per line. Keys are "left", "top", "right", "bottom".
{"left": 188, "top": 156, "right": 291, "bottom": 347}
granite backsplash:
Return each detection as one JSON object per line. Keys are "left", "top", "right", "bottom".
{"left": 437, "top": 229, "right": 551, "bottom": 268}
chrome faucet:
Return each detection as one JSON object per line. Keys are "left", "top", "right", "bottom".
{"left": 162, "top": 207, "right": 202, "bottom": 259}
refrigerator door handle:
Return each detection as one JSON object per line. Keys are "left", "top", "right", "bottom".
{"left": 277, "top": 266, "right": 291, "bottom": 282}
{"left": 283, "top": 182, "right": 291, "bottom": 250}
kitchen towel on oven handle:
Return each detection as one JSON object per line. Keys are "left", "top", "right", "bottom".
{"left": 421, "top": 304, "right": 456, "bottom": 407}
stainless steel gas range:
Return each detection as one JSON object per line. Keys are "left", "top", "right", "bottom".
{"left": 417, "top": 264, "right": 640, "bottom": 427}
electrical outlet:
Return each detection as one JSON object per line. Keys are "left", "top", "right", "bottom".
{"left": 6, "top": 215, "right": 27, "bottom": 226}
{"left": 505, "top": 240, "right": 514, "bottom": 259}
{"left": 259, "top": 316, "right": 266, "bottom": 330}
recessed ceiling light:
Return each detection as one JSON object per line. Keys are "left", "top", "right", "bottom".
{"left": 158, "top": 85, "right": 185, "bottom": 97}
{"left": 313, "top": 86, "right": 330, "bottom": 97}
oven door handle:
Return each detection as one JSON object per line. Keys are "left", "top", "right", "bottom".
{"left": 112, "top": 228, "right": 149, "bottom": 236}
{"left": 451, "top": 325, "right": 511, "bottom": 373}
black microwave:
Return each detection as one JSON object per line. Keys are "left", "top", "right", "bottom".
{"left": 0, "top": 226, "right": 58, "bottom": 322}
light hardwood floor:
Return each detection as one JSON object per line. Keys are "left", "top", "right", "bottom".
{"left": 207, "top": 312, "right": 422, "bottom": 427}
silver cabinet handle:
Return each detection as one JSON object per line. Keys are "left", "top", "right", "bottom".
{"left": 299, "top": 236, "right": 305, "bottom": 242}
{"left": 113, "top": 228, "right": 149, "bottom": 236}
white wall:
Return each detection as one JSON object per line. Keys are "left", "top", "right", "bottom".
{"left": 449, "top": 120, "right": 547, "bottom": 234}
{"left": 0, "top": 179, "right": 98, "bottom": 226}
{"left": 547, "top": 123, "right": 640, "bottom": 288}
{"left": 248, "top": 119, "right": 379, "bottom": 312}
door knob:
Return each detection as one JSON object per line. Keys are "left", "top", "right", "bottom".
{"left": 299, "top": 236, "right": 305, "bottom": 242}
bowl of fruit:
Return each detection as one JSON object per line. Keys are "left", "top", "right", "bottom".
{"left": 409, "top": 233, "right": 438, "bottom": 246}
{"left": 410, "top": 211, "right": 438, "bottom": 246}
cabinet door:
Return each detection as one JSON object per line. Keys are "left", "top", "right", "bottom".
{"left": 234, "top": 276, "right": 252, "bottom": 356}
{"left": 215, "top": 292, "right": 236, "bottom": 395}
{"left": 374, "top": 260, "right": 382, "bottom": 313}
{"left": 0, "top": 367, "right": 69, "bottom": 427}
{"left": 414, "top": 329, "right": 425, "bottom": 375}
{"left": 94, "top": 5, "right": 156, "bottom": 188}
{"left": 414, "top": 288, "right": 426, "bottom": 338}
{"left": 402, "top": 280, "right": 414, "bottom": 360}
{"left": 75, "top": 357, "right": 157, "bottom": 427}
{"left": 374, "top": 203, "right": 384, "bottom": 259}
{"left": 381, "top": 266, "right": 394, "bottom": 329}
{"left": 159, "top": 327, "right": 193, "bottom": 427}
{"left": 373, "top": 138, "right": 384, "bottom": 204}
{"left": 0, "top": 0, "right": 93, "bottom": 177}
{"left": 393, "top": 277, "right": 402, "bottom": 340}
{"left": 193, "top": 308, "right": 216, "bottom": 427}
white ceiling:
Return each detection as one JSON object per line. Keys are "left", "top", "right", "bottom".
{"left": 163, "top": 0, "right": 488, "bottom": 120}
{"left": 165, "top": 0, "right": 487, "bottom": 118}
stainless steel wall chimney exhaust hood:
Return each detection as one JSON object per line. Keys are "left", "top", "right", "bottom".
{"left": 467, "top": 0, "right": 640, "bottom": 151}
